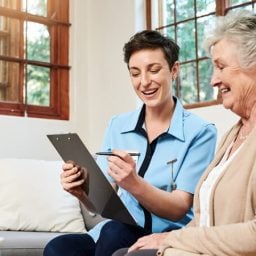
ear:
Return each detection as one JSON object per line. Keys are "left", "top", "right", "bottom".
{"left": 171, "top": 61, "right": 179, "bottom": 80}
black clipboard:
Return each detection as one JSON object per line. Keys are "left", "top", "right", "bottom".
{"left": 47, "top": 133, "right": 137, "bottom": 226}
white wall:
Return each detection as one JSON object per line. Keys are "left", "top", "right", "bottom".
{"left": 73, "top": 0, "right": 139, "bottom": 153}
{"left": 0, "top": 0, "right": 239, "bottom": 160}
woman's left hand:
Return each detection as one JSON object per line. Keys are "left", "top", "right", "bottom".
{"left": 107, "top": 149, "right": 140, "bottom": 191}
{"left": 128, "top": 233, "right": 169, "bottom": 252}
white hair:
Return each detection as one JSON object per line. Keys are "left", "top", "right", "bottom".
{"left": 204, "top": 10, "right": 256, "bottom": 68}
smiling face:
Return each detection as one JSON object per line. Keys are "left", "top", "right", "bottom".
{"left": 128, "top": 48, "right": 178, "bottom": 110}
{"left": 210, "top": 38, "right": 256, "bottom": 118}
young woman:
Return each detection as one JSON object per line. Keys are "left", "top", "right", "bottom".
{"left": 44, "top": 30, "right": 216, "bottom": 256}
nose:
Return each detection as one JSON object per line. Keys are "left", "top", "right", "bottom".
{"left": 210, "top": 69, "right": 221, "bottom": 87}
{"left": 140, "top": 72, "right": 151, "bottom": 87}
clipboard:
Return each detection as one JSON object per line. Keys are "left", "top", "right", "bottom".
{"left": 47, "top": 133, "right": 137, "bottom": 226}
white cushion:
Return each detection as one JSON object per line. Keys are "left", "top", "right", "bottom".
{"left": 0, "top": 159, "right": 86, "bottom": 233}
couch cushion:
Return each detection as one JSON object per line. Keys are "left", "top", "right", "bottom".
{"left": 0, "top": 159, "right": 86, "bottom": 233}
{"left": 0, "top": 231, "right": 66, "bottom": 249}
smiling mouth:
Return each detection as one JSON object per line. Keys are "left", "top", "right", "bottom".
{"left": 220, "top": 88, "right": 230, "bottom": 94}
{"left": 142, "top": 88, "right": 158, "bottom": 96}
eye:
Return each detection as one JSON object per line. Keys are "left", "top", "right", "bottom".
{"left": 150, "top": 68, "right": 160, "bottom": 74}
{"left": 130, "top": 72, "right": 140, "bottom": 78}
{"left": 216, "top": 64, "right": 224, "bottom": 71}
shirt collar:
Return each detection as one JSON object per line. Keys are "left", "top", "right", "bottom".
{"left": 120, "top": 96, "right": 186, "bottom": 141}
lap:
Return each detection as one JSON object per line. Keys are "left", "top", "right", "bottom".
{"left": 96, "top": 220, "right": 150, "bottom": 256}
{"left": 163, "top": 248, "right": 210, "bottom": 256}
{"left": 44, "top": 220, "right": 150, "bottom": 256}
{"left": 113, "top": 248, "right": 157, "bottom": 256}
{"left": 43, "top": 233, "right": 96, "bottom": 256}
{"left": 112, "top": 247, "right": 210, "bottom": 256}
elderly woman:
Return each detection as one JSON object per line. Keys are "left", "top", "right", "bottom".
{"left": 113, "top": 10, "right": 256, "bottom": 256}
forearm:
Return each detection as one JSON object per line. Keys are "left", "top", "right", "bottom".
{"left": 158, "top": 220, "right": 256, "bottom": 256}
{"left": 129, "top": 176, "right": 192, "bottom": 220}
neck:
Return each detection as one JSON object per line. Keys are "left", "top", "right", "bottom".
{"left": 240, "top": 102, "right": 256, "bottom": 137}
{"left": 145, "top": 98, "right": 175, "bottom": 121}
{"left": 144, "top": 98, "right": 175, "bottom": 143}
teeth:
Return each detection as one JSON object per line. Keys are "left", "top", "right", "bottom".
{"left": 220, "top": 88, "right": 230, "bottom": 93}
{"left": 143, "top": 89, "right": 157, "bottom": 95}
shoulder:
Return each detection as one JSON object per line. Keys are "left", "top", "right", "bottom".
{"left": 108, "top": 108, "right": 139, "bottom": 123}
{"left": 184, "top": 110, "right": 217, "bottom": 140}
{"left": 184, "top": 109, "right": 215, "bottom": 129}
{"left": 106, "top": 108, "right": 141, "bottom": 132}
{"left": 174, "top": 99, "right": 216, "bottom": 136}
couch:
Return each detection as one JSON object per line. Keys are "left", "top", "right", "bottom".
{"left": 0, "top": 159, "right": 103, "bottom": 256}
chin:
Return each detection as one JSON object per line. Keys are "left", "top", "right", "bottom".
{"left": 222, "top": 98, "right": 233, "bottom": 110}
{"left": 222, "top": 103, "right": 230, "bottom": 109}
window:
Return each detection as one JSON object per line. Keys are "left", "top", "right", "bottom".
{"left": 147, "top": 0, "right": 255, "bottom": 108}
{"left": 0, "top": 0, "right": 70, "bottom": 119}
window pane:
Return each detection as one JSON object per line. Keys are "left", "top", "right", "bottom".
{"left": 176, "top": 0, "right": 194, "bottom": 22}
{"left": 0, "top": 0, "right": 20, "bottom": 9}
{"left": 22, "top": 0, "right": 47, "bottom": 16}
{"left": 162, "top": 0, "right": 175, "bottom": 25}
{"left": 0, "top": 16, "right": 20, "bottom": 58}
{"left": 0, "top": 60, "right": 20, "bottom": 102}
{"left": 197, "top": 15, "right": 215, "bottom": 58}
{"left": 177, "top": 20, "right": 196, "bottom": 61}
{"left": 197, "top": 0, "right": 216, "bottom": 16}
{"left": 228, "top": 3, "right": 255, "bottom": 12}
{"left": 26, "top": 65, "right": 50, "bottom": 106}
{"left": 160, "top": 26, "right": 175, "bottom": 42}
{"left": 25, "top": 22, "right": 50, "bottom": 62}
{"left": 179, "top": 62, "right": 197, "bottom": 104}
{"left": 198, "top": 59, "right": 217, "bottom": 101}
{"left": 230, "top": 0, "right": 253, "bottom": 5}
{"left": 228, "top": 1, "right": 255, "bottom": 11}
{"left": 166, "top": 26, "right": 175, "bottom": 41}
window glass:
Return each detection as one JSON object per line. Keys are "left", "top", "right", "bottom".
{"left": 176, "top": 0, "right": 194, "bottom": 22}
{"left": 164, "top": 26, "right": 175, "bottom": 41}
{"left": 22, "top": 0, "right": 47, "bottom": 16}
{"left": 198, "top": 59, "right": 216, "bottom": 101}
{"left": 0, "top": 0, "right": 19, "bottom": 9}
{"left": 197, "top": 16, "right": 215, "bottom": 58}
{"left": 0, "top": 60, "right": 20, "bottom": 102}
{"left": 162, "top": 0, "right": 174, "bottom": 25}
{"left": 179, "top": 62, "right": 197, "bottom": 104}
{"left": 26, "top": 64, "right": 50, "bottom": 106}
{"left": 177, "top": 20, "right": 196, "bottom": 62}
{"left": 0, "top": 16, "right": 20, "bottom": 58}
{"left": 26, "top": 22, "right": 50, "bottom": 62}
{"left": 197, "top": 0, "right": 216, "bottom": 15}
{"left": 230, "top": 0, "right": 252, "bottom": 5}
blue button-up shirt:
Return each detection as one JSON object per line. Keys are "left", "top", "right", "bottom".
{"left": 89, "top": 97, "right": 217, "bottom": 241}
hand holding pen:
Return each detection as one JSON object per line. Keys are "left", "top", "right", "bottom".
{"left": 97, "top": 149, "right": 139, "bottom": 189}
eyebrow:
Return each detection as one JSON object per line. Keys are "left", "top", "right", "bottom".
{"left": 129, "top": 63, "right": 161, "bottom": 70}
{"left": 212, "top": 57, "right": 223, "bottom": 65}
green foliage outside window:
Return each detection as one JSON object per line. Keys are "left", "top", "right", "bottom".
{"left": 23, "top": 0, "right": 50, "bottom": 106}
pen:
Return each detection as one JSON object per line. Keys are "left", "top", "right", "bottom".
{"left": 96, "top": 152, "right": 140, "bottom": 157}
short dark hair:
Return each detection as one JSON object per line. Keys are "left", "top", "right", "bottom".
{"left": 123, "top": 30, "right": 179, "bottom": 69}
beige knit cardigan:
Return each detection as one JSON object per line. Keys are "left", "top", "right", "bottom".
{"left": 157, "top": 121, "right": 256, "bottom": 256}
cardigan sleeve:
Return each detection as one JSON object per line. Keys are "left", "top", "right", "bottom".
{"left": 157, "top": 220, "right": 256, "bottom": 256}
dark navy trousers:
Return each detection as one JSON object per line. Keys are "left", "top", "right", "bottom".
{"left": 43, "top": 220, "right": 150, "bottom": 256}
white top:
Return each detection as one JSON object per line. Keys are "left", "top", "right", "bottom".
{"left": 199, "top": 141, "right": 242, "bottom": 227}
